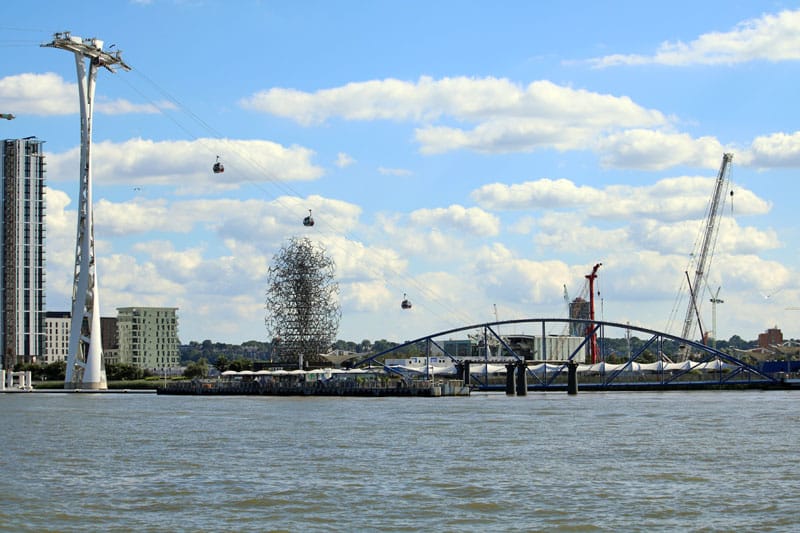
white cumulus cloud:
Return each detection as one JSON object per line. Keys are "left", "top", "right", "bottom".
{"left": 472, "top": 175, "right": 770, "bottom": 222}
{"left": 409, "top": 205, "right": 500, "bottom": 237}
{"left": 746, "top": 131, "right": 800, "bottom": 168}
{"left": 588, "top": 9, "right": 800, "bottom": 67}
{"left": 335, "top": 152, "right": 355, "bottom": 168}
{"left": 0, "top": 72, "right": 172, "bottom": 116}
{"left": 45, "top": 137, "right": 323, "bottom": 190}
{"left": 241, "top": 76, "right": 668, "bottom": 159}
{"left": 595, "top": 130, "right": 727, "bottom": 170}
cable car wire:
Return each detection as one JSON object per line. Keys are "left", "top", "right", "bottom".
{"left": 113, "top": 65, "right": 482, "bottom": 328}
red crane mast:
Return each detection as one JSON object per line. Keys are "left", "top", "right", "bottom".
{"left": 586, "top": 263, "right": 602, "bottom": 364}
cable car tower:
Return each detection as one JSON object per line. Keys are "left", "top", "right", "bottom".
{"left": 43, "top": 32, "right": 130, "bottom": 389}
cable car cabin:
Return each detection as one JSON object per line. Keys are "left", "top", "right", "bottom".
{"left": 303, "top": 209, "right": 315, "bottom": 227}
{"left": 213, "top": 156, "right": 224, "bottom": 174}
{"left": 401, "top": 294, "right": 412, "bottom": 309}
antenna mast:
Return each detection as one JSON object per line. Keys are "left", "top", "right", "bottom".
{"left": 42, "top": 32, "right": 130, "bottom": 389}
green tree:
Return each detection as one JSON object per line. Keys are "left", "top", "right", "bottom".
{"left": 334, "top": 339, "right": 357, "bottom": 352}
{"left": 372, "top": 339, "right": 397, "bottom": 353}
{"left": 106, "top": 362, "right": 147, "bottom": 381}
{"left": 727, "top": 335, "right": 753, "bottom": 350}
{"left": 228, "top": 357, "right": 253, "bottom": 371}
{"left": 184, "top": 358, "right": 209, "bottom": 379}
{"left": 214, "top": 355, "right": 230, "bottom": 372}
{"left": 180, "top": 341, "right": 203, "bottom": 363}
{"left": 43, "top": 361, "right": 66, "bottom": 381}
{"left": 14, "top": 362, "right": 42, "bottom": 380}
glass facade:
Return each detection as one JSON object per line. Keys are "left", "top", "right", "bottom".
{"left": 1, "top": 139, "right": 46, "bottom": 369}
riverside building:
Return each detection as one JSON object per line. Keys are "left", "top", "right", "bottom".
{"left": 116, "top": 307, "right": 180, "bottom": 371}
{"left": 44, "top": 311, "right": 70, "bottom": 363}
{"left": 42, "top": 312, "right": 150, "bottom": 367}
{"left": 1, "top": 138, "right": 46, "bottom": 370}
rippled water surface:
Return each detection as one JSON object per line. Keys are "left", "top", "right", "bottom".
{"left": 1, "top": 390, "right": 798, "bottom": 531}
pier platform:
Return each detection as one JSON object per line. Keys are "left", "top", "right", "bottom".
{"left": 158, "top": 378, "right": 470, "bottom": 397}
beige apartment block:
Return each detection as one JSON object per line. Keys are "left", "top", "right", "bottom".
{"left": 44, "top": 311, "right": 70, "bottom": 364}
{"left": 116, "top": 307, "right": 180, "bottom": 371}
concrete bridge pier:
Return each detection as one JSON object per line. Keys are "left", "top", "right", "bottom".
{"left": 515, "top": 362, "right": 527, "bottom": 396}
{"left": 505, "top": 363, "right": 516, "bottom": 395}
{"left": 567, "top": 360, "right": 578, "bottom": 395}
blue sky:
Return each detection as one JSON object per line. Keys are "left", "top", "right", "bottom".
{"left": 2, "top": 1, "right": 800, "bottom": 345}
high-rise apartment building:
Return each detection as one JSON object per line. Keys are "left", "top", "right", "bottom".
{"left": 116, "top": 307, "right": 180, "bottom": 371}
{"left": 1, "top": 138, "right": 46, "bottom": 370}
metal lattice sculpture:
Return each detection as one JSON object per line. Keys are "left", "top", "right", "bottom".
{"left": 265, "top": 237, "right": 341, "bottom": 368}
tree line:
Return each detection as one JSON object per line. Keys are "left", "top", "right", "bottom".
{"left": 178, "top": 338, "right": 402, "bottom": 365}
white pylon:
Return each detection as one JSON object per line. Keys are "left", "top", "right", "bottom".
{"left": 43, "top": 33, "right": 130, "bottom": 389}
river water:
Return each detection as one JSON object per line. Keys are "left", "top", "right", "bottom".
{"left": 1, "top": 390, "right": 798, "bottom": 532}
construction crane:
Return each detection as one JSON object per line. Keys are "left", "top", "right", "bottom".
{"left": 680, "top": 153, "right": 733, "bottom": 345}
{"left": 709, "top": 287, "right": 724, "bottom": 349}
{"left": 685, "top": 271, "right": 706, "bottom": 344}
{"left": 586, "top": 263, "right": 602, "bottom": 364}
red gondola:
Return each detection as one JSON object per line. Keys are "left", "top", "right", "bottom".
{"left": 213, "top": 155, "right": 224, "bottom": 174}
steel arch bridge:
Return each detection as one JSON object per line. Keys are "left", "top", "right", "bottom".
{"left": 353, "top": 318, "right": 780, "bottom": 391}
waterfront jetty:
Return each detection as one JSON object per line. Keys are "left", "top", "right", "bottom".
{"left": 158, "top": 368, "right": 470, "bottom": 397}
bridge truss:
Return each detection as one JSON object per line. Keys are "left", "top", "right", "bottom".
{"left": 354, "top": 318, "right": 778, "bottom": 391}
